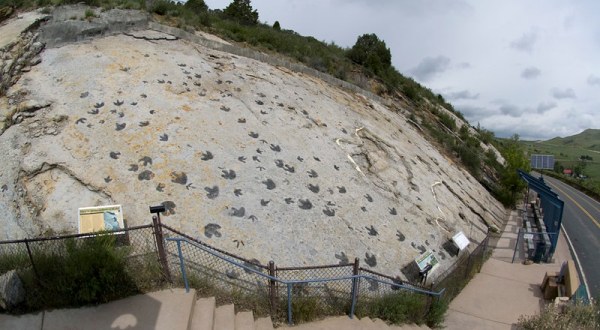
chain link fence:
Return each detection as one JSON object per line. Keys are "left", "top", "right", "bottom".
{"left": 161, "top": 224, "right": 273, "bottom": 317}
{"left": 432, "top": 232, "right": 490, "bottom": 303}
{"left": 0, "top": 225, "right": 162, "bottom": 311}
{"left": 276, "top": 263, "right": 355, "bottom": 322}
{"left": 0, "top": 218, "right": 490, "bottom": 326}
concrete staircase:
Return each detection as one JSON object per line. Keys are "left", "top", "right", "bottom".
{"left": 190, "top": 294, "right": 430, "bottom": 330}
{"left": 190, "top": 296, "right": 274, "bottom": 330}
{"left": 0, "top": 288, "right": 429, "bottom": 330}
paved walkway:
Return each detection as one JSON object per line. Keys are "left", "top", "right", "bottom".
{"left": 443, "top": 207, "right": 575, "bottom": 329}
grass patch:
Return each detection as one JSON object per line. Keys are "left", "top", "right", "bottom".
{"left": 0, "top": 233, "right": 165, "bottom": 314}
{"left": 355, "top": 291, "right": 434, "bottom": 326}
{"left": 518, "top": 301, "right": 599, "bottom": 329}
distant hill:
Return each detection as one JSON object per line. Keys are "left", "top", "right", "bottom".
{"left": 544, "top": 129, "right": 600, "bottom": 152}
{"left": 520, "top": 128, "right": 600, "bottom": 191}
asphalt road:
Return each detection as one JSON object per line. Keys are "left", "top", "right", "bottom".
{"left": 540, "top": 175, "right": 600, "bottom": 299}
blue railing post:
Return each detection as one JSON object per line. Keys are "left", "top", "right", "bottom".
{"left": 287, "top": 283, "right": 293, "bottom": 325}
{"left": 176, "top": 240, "right": 190, "bottom": 293}
{"left": 350, "top": 275, "right": 358, "bottom": 318}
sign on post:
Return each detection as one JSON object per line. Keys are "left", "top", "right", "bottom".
{"left": 452, "top": 231, "right": 470, "bottom": 251}
{"left": 414, "top": 250, "right": 439, "bottom": 272}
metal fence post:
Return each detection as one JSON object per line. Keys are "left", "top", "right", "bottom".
{"left": 480, "top": 232, "right": 489, "bottom": 272}
{"left": 512, "top": 228, "right": 522, "bottom": 264}
{"left": 152, "top": 215, "right": 172, "bottom": 282}
{"left": 350, "top": 257, "right": 360, "bottom": 318}
{"left": 268, "top": 261, "right": 277, "bottom": 316}
{"left": 175, "top": 240, "right": 189, "bottom": 293}
{"left": 287, "top": 283, "right": 293, "bottom": 325}
{"left": 24, "top": 240, "right": 40, "bottom": 284}
{"left": 464, "top": 253, "right": 471, "bottom": 278}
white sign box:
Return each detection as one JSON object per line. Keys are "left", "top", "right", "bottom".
{"left": 452, "top": 231, "right": 470, "bottom": 251}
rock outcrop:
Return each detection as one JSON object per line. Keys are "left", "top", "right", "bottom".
{"left": 0, "top": 270, "right": 25, "bottom": 310}
{"left": 0, "top": 6, "right": 507, "bottom": 280}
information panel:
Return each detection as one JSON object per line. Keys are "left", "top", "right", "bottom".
{"left": 78, "top": 205, "right": 124, "bottom": 234}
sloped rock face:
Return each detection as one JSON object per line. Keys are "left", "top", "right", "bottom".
{"left": 0, "top": 25, "right": 506, "bottom": 278}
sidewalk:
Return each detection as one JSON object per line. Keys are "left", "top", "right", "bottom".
{"left": 443, "top": 207, "right": 574, "bottom": 329}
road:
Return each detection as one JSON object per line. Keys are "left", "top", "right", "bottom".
{"left": 540, "top": 175, "right": 600, "bottom": 299}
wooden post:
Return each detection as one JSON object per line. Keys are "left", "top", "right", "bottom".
{"left": 153, "top": 215, "right": 171, "bottom": 282}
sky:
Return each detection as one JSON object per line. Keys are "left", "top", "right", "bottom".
{"left": 204, "top": 0, "right": 600, "bottom": 140}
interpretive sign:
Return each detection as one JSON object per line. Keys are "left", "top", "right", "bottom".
{"left": 452, "top": 231, "right": 470, "bottom": 251}
{"left": 78, "top": 205, "right": 124, "bottom": 234}
{"left": 414, "top": 250, "right": 439, "bottom": 272}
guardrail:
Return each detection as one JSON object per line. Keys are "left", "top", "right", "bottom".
{"left": 166, "top": 237, "right": 444, "bottom": 325}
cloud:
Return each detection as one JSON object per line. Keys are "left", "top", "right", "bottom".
{"left": 457, "top": 62, "right": 471, "bottom": 69}
{"left": 499, "top": 104, "right": 523, "bottom": 117}
{"left": 536, "top": 101, "right": 556, "bottom": 113}
{"left": 447, "top": 90, "right": 479, "bottom": 100}
{"left": 410, "top": 56, "right": 451, "bottom": 81}
{"left": 587, "top": 75, "right": 600, "bottom": 86}
{"left": 521, "top": 67, "right": 541, "bottom": 79}
{"left": 457, "top": 105, "right": 496, "bottom": 122}
{"left": 551, "top": 88, "right": 576, "bottom": 99}
{"left": 510, "top": 31, "right": 538, "bottom": 53}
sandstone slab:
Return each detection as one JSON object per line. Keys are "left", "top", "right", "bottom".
{"left": 0, "top": 20, "right": 506, "bottom": 280}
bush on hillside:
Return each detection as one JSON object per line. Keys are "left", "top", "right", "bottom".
{"left": 223, "top": 0, "right": 258, "bottom": 25}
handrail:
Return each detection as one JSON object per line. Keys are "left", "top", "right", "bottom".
{"left": 166, "top": 237, "right": 445, "bottom": 325}
{"left": 0, "top": 224, "right": 153, "bottom": 245}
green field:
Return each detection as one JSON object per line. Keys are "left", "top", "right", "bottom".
{"left": 520, "top": 128, "right": 600, "bottom": 196}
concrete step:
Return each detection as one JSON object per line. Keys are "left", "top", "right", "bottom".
{"left": 372, "top": 318, "right": 391, "bottom": 330}
{"left": 214, "top": 304, "right": 235, "bottom": 330}
{"left": 235, "top": 311, "right": 255, "bottom": 330}
{"left": 43, "top": 288, "right": 196, "bottom": 330}
{"left": 360, "top": 316, "right": 374, "bottom": 327}
{"left": 190, "top": 297, "right": 216, "bottom": 330}
{"left": 254, "top": 317, "right": 274, "bottom": 330}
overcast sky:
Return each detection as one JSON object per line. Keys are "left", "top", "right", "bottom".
{"left": 204, "top": 0, "right": 600, "bottom": 140}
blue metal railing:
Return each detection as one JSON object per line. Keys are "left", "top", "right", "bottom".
{"left": 166, "top": 237, "right": 445, "bottom": 325}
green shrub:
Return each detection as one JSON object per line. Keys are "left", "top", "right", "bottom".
{"left": 426, "top": 298, "right": 449, "bottom": 328}
{"left": 151, "top": 0, "right": 175, "bottom": 15}
{"left": 84, "top": 8, "right": 95, "bottom": 18}
{"left": 0, "top": 251, "right": 30, "bottom": 274}
{"left": 23, "top": 234, "right": 138, "bottom": 310}
{"left": 290, "top": 296, "right": 320, "bottom": 323}
{"left": 357, "top": 291, "right": 428, "bottom": 325}
{"left": 518, "top": 301, "right": 599, "bottom": 329}
{"left": 438, "top": 112, "right": 456, "bottom": 131}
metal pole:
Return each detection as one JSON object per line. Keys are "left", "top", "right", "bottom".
{"left": 512, "top": 228, "right": 522, "bottom": 264}
{"left": 350, "top": 279, "right": 358, "bottom": 319}
{"left": 287, "top": 283, "right": 293, "bottom": 325}
{"left": 268, "top": 261, "right": 276, "bottom": 315}
{"left": 24, "top": 240, "right": 40, "bottom": 284}
{"left": 153, "top": 215, "right": 172, "bottom": 282}
{"left": 350, "top": 257, "right": 360, "bottom": 319}
{"left": 480, "top": 230, "right": 489, "bottom": 271}
{"left": 176, "top": 240, "right": 189, "bottom": 293}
